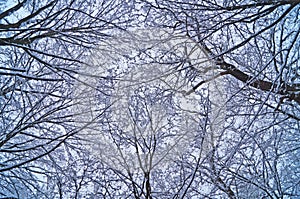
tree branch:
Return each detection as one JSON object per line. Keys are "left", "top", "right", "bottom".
{"left": 218, "top": 61, "right": 300, "bottom": 104}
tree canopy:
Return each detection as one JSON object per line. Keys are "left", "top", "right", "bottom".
{"left": 0, "top": 0, "right": 300, "bottom": 198}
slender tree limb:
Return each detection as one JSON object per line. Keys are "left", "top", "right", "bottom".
{"left": 0, "top": 0, "right": 27, "bottom": 20}
{"left": 184, "top": 71, "right": 230, "bottom": 95}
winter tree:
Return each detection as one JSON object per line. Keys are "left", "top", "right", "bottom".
{"left": 1, "top": 0, "right": 300, "bottom": 198}
{"left": 0, "top": 0, "right": 131, "bottom": 198}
